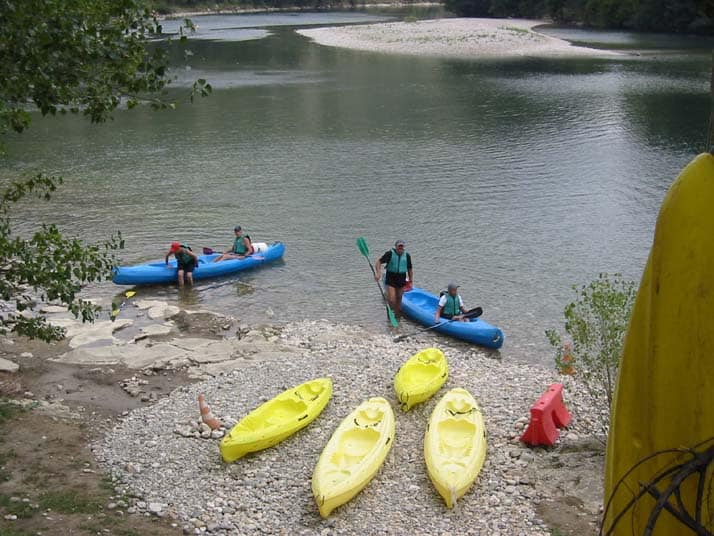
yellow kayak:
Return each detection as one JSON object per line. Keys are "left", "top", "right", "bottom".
{"left": 425, "top": 388, "right": 486, "bottom": 508}
{"left": 604, "top": 153, "right": 714, "bottom": 534}
{"left": 220, "top": 378, "right": 332, "bottom": 463}
{"left": 394, "top": 348, "right": 448, "bottom": 411}
{"left": 312, "top": 397, "right": 395, "bottom": 517}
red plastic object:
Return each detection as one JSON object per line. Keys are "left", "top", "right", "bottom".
{"left": 520, "top": 383, "right": 571, "bottom": 446}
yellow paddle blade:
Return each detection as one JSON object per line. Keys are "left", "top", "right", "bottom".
{"left": 125, "top": 290, "right": 136, "bottom": 298}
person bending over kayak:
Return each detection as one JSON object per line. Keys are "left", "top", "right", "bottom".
{"left": 166, "top": 242, "right": 198, "bottom": 287}
{"left": 374, "top": 240, "right": 413, "bottom": 316}
{"left": 435, "top": 283, "right": 469, "bottom": 322}
{"left": 213, "top": 226, "right": 254, "bottom": 263}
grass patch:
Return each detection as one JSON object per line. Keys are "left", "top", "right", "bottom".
{"left": 38, "top": 490, "right": 103, "bottom": 514}
{"left": 0, "top": 399, "right": 24, "bottom": 425}
{"left": 0, "top": 494, "right": 37, "bottom": 519}
{"left": 0, "top": 527, "right": 34, "bottom": 536}
{"left": 0, "top": 448, "right": 17, "bottom": 482}
{"left": 500, "top": 25, "right": 531, "bottom": 34}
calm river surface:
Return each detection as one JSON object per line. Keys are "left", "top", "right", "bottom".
{"left": 2, "top": 10, "right": 712, "bottom": 363}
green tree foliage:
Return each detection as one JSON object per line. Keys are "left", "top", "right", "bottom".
{"left": 0, "top": 0, "right": 210, "bottom": 341}
{"left": 445, "top": 0, "right": 713, "bottom": 33}
{"left": 545, "top": 274, "right": 636, "bottom": 433}
{"left": 0, "top": 176, "right": 124, "bottom": 341}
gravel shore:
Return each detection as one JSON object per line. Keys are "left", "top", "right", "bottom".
{"left": 297, "top": 18, "right": 621, "bottom": 59}
{"left": 93, "top": 319, "right": 604, "bottom": 535}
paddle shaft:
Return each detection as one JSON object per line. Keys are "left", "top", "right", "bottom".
{"left": 393, "top": 307, "right": 483, "bottom": 342}
{"left": 365, "top": 258, "right": 392, "bottom": 311}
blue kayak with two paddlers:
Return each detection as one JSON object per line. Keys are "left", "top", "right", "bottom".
{"left": 112, "top": 241, "right": 285, "bottom": 286}
{"left": 400, "top": 287, "right": 504, "bottom": 349}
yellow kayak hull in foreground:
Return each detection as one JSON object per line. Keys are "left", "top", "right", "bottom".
{"left": 425, "top": 388, "right": 486, "bottom": 509}
{"left": 604, "top": 153, "right": 714, "bottom": 535}
{"left": 312, "top": 397, "right": 395, "bottom": 517}
{"left": 394, "top": 348, "right": 448, "bottom": 411}
{"left": 220, "top": 378, "right": 332, "bottom": 463}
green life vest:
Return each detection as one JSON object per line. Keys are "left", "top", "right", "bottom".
{"left": 386, "top": 249, "right": 408, "bottom": 274}
{"left": 176, "top": 244, "right": 193, "bottom": 265}
{"left": 443, "top": 294, "right": 461, "bottom": 316}
{"left": 233, "top": 234, "right": 251, "bottom": 255}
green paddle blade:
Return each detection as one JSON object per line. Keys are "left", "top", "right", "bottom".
{"left": 356, "top": 236, "right": 369, "bottom": 257}
{"left": 387, "top": 306, "right": 399, "bottom": 328}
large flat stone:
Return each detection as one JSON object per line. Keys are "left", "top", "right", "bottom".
{"left": 148, "top": 305, "right": 180, "bottom": 320}
{"left": 66, "top": 319, "right": 133, "bottom": 349}
{"left": 0, "top": 357, "right": 19, "bottom": 373}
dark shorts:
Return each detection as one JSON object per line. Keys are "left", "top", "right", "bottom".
{"left": 177, "top": 261, "right": 195, "bottom": 273}
{"left": 441, "top": 313, "right": 456, "bottom": 320}
{"left": 385, "top": 272, "right": 407, "bottom": 289}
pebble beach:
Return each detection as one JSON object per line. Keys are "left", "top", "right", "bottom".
{"left": 297, "top": 18, "right": 621, "bottom": 59}
{"left": 91, "top": 317, "right": 605, "bottom": 535}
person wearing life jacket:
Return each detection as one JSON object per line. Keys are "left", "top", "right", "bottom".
{"left": 374, "top": 240, "right": 413, "bottom": 316}
{"left": 166, "top": 241, "right": 198, "bottom": 287}
{"left": 435, "top": 283, "right": 469, "bottom": 322}
{"left": 213, "top": 226, "right": 254, "bottom": 263}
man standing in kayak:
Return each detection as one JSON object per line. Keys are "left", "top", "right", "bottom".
{"left": 166, "top": 242, "right": 198, "bottom": 287}
{"left": 374, "top": 240, "right": 413, "bottom": 316}
{"left": 213, "top": 226, "right": 254, "bottom": 263}
{"left": 435, "top": 283, "right": 469, "bottom": 322}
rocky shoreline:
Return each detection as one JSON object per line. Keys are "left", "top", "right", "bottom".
{"left": 1, "top": 301, "right": 604, "bottom": 535}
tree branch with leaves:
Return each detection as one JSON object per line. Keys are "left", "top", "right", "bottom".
{"left": 0, "top": 0, "right": 211, "bottom": 341}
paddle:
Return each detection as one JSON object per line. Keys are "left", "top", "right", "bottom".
{"left": 356, "top": 237, "right": 399, "bottom": 328}
{"left": 392, "top": 306, "right": 483, "bottom": 342}
{"left": 202, "top": 247, "right": 264, "bottom": 260}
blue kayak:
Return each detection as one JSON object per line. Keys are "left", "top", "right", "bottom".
{"left": 112, "top": 242, "right": 285, "bottom": 286}
{"left": 401, "top": 287, "right": 504, "bottom": 349}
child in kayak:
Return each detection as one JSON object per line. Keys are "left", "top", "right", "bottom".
{"left": 435, "top": 283, "right": 469, "bottom": 322}
{"left": 213, "top": 226, "right": 254, "bottom": 262}
{"left": 166, "top": 242, "right": 198, "bottom": 287}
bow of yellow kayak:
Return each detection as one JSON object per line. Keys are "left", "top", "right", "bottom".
{"left": 220, "top": 377, "right": 332, "bottom": 463}
{"left": 394, "top": 348, "right": 448, "bottom": 411}
{"left": 312, "top": 397, "right": 395, "bottom": 518}
{"left": 604, "top": 153, "right": 714, "bottom": 534}
{"left": 425, "top": 388, "right": 486, "bottom": 509}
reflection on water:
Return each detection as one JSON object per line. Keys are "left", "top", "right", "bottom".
{"left": 1, "top": 12, "right": 711, "bottom": 363}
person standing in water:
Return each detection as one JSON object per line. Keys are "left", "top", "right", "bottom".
{"left": 166, "top": 241, "right": 198, "bottom": 287}
{"left": 213, "top": 226, "right": 254, "bottom": 262}
{"left": 374, "top": 240, "right": 413, "bottom": 316}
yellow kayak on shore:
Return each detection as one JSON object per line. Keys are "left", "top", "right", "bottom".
{"left": 425, "top": 388, "right": 486, "bottom": 508}
{"left": 312, "top": 397, "right": 395, "bottom": 517}
{"left": 220, "top": 378, "right": 332, "bottom": 463}
{"left": 394, "top": 348, "right": 448, "bottom": 411}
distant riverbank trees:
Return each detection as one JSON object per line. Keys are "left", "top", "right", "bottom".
{"left": 152, "top": 0, "right": 712, "bottom": 33}
{"left": 444, "top": 0, "right": 713, "bottom": 33}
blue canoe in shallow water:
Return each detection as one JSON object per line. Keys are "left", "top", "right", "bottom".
{"left": 112, "top": 242, "right": 285, "bottom": 286}
{"left": 401, "top": 287, "right": 504, "bottom": 349}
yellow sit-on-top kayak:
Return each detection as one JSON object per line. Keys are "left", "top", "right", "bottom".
{"left": 425, "top": 388, "right": 486, "bottom": 508}
{"left": 394, "top": 347, "right": 448, "bottom": 411}
{"left": 220, "top": 378, "right": 332, "bottom": 463}
{"left": 312, "top": 397, "right": 395, "bottom": 517}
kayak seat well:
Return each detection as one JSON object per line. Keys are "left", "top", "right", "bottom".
{"left": 329, "top": 428, "right": 381, "bottom": 469}
{"left": 295, "top": 380, "right": 329, "bottom": 401}
{"left": 354, "top": 407, "right": 385, "bottom": 427}
{"left": 438, "top": 419, "right": 476, "bottom": 457}
{"left": 236, "top": 399, "right": 308, "bottom": 432}
{"left": 401, "top": 363, "right": 443, "bottom": 389}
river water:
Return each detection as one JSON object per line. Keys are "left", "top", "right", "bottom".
{"left": 2, "top": 10, "right": 712, "bottom": 363}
